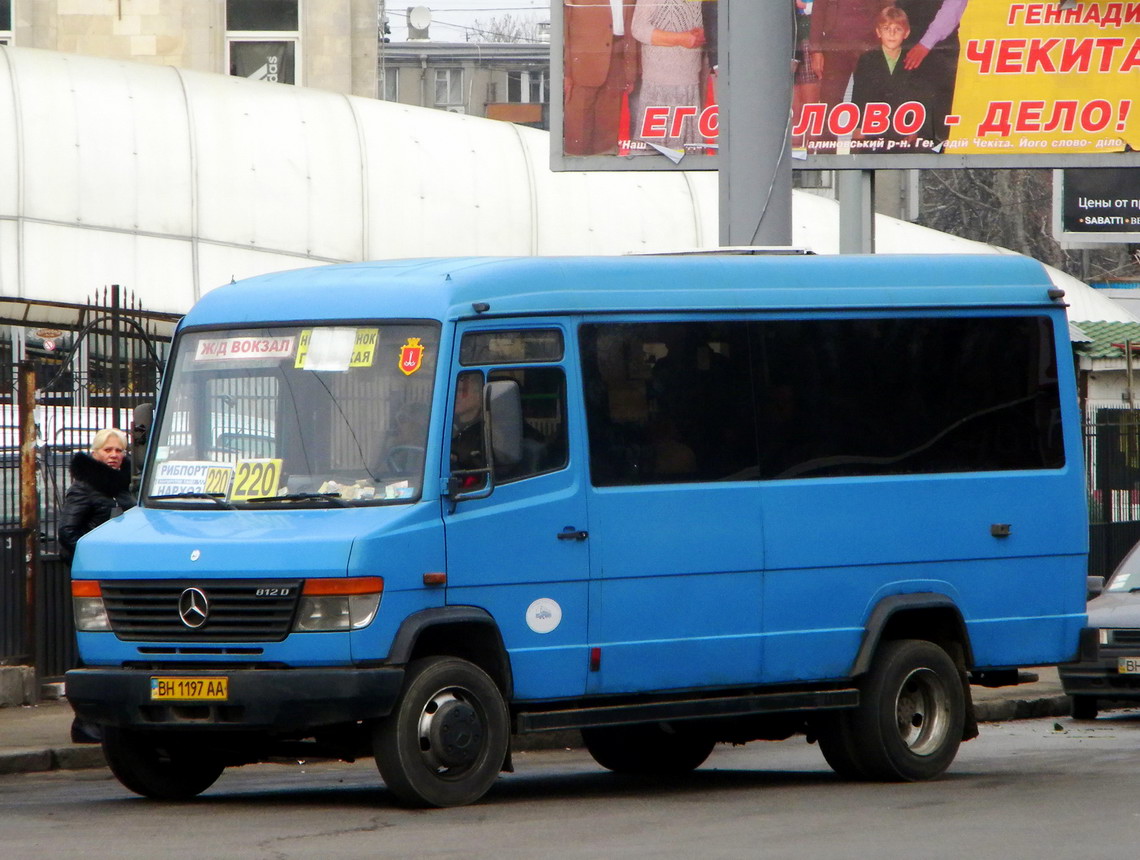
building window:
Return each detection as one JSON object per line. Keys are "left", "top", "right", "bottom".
{"left": 0, "top": 0, "right": 11, "bottom": 44}
{"left": 380, "top": 67, "right": 398, "bottom": 102}
{"left": 434, "top": 68, "right": 464, "bottom": 110}
{"left": 507, "top": 70, "right": 547, "bottom": 104}
{"left": 226, "top": 0, "right": 297, "bottom": 30}
{"left": 227, "top": 0, "right": 299, "bottom": 85}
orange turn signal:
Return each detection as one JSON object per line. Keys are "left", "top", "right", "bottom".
{"left": 71, "top": 580, "right": 102, "bottom": 598}
{"left": 302, "top": 577, "right": 383, "bottom": 596}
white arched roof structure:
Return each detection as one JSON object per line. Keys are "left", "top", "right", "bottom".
{"left": 1, "top": 45, "right": 1132, "bottom": 326}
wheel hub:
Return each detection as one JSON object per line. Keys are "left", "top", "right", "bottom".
{"left": 895, "top": 667, "right": 950, "bottom": 756}
{"left": 419, "top": 691, "right": 485, "bottom": 771}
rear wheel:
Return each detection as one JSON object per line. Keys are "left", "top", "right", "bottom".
{"left": 1071, "top": 695, "right": 1099, "bottom": 720}
{"left": 373, "top": 656, "right": 509, "bottom": 808}
{"left": 815, "top": 713, "right": 869, "bottom": 780}
{"left": 101, "top": 727, "right": 224, "bottom": 800}
{"left": 821, "top": 639, "right": 964, "bottom": 782}
{"left": 582, "top": 723, "right": 715, "bottom": 775}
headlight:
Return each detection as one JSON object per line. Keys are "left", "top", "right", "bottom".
{"left": 72, "top": 581, "right": 111, "bottom": 632}
{"left": 293, "top": 577, "right": 383, "bottom": 632}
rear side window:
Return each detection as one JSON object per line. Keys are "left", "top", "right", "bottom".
{"left": 580, "top": 316, "right": 1064, "bottom": 486}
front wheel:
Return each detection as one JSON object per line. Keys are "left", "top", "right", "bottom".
{"left": 823, "top": 639, "right": 964, "bottom": 782}
{"left": 582, "top": 723, "right": 715, "bottom": 775}
{"left": 373, "top": 656, "right": 509, "bottom": 808}
{"left": 101, "top": 727, "right": 225, "bottom": 800}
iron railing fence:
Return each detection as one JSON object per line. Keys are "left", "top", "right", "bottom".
{"left": 1, "top": 286, "right": 172, "bottom": 675}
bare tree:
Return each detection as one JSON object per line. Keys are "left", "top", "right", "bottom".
{"left": 468, "top": 14, "right": 544, "bottom": 43}
{"left": 918, "top": 168, "right": 1140, "bottom": 284}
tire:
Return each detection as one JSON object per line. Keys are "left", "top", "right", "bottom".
{"left": 815, "top": 713, "right": 870, "bottom": 780}
{"left": 1071, "top": 695, "right": 1099, "bottom": 720}
{"left": 825, "top": 639, "right": 964, "bottom": 782}
{"left": 373, "top": 656, "right": 509, "bottom": 808}
{"left": 101, "top": 727, "right": 224, "bottom": 800}
{"left": 581, "top": 723, "right": 716, "bottom": 775}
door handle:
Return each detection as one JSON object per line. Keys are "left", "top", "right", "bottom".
{"left": 557, "top": 529, "right": 589, "bottom": 541}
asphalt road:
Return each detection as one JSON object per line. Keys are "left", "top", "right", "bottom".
{"left": 3, "top": 712, "right": 1139, "bottom": 860}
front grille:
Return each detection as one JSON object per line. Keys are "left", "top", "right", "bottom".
{"left": 1109, "top": 629, "right": 1140, "bottom": 647}
{"left": 101, "top": 580, "right": 302, "bottom": 642}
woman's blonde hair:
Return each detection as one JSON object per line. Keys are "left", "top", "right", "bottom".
{"left": 90, "top": 427, "right": 128, "bottom": 454}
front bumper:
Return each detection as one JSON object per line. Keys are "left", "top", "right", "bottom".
{"left": 65, "top": 666, "right": 405, "bottom": 733}
{"left": 1058, "top": 627, "right": 1140, "bottom": 700}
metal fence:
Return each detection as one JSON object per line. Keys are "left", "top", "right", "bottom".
{"left": 1, "top": 286, "right": 173, "bottom": 677}
{"left": 1085, "top": 407, "right": 1140, "bottom": 579}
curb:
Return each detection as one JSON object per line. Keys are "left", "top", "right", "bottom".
{"left": 0, "top": 745, "right": 106, "bottom": 776}
{"left": 974, "top": 694, "right": 1072, "bottom": 723}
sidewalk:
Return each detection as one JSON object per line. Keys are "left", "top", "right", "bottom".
{"left": 0, "top": 668, "right": 1073, "bottom": 777}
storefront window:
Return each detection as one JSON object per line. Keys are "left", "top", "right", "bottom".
{"left": 1, "top": 0, "right": 12, "bottom": 43}
{"left": 227, "top": 0, "right": 298, "bottom": 85}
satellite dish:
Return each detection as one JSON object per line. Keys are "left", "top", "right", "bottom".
{"left": 408, "top": 6, "right": 432, "bottom": 32}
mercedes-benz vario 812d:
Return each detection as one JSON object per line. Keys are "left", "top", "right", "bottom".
{"left": 65, "top": 253, "right": 1089, "bottom": 807}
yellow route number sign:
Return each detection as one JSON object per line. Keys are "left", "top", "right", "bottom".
{"left": 229, "top": 458, "right": 284, "bottom": 502}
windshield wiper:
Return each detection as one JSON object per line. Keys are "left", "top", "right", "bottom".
{"left": 244, "top": 492, "right": 350, "bottom": 507}
{"left": 149, "top": 492, "right": 235, "bottom": 509}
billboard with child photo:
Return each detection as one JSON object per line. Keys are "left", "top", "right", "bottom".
{"left": 551, "top": 1, "right": 1140, "bottom": 171}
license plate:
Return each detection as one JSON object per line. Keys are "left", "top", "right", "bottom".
{"left": 1118, "top": 657, "right": 1140, "bottom": 675}
{"left": 150, "top": 676, "right": 229, "bottom": 701}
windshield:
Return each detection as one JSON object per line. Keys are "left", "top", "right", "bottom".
{"left": 145, "top": 323, "right": 439, "bottom": 508}
{"left": 1107, "top": 542, "right": 1140, "bottom": 593}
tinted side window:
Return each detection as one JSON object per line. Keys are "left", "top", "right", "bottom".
{"left": 580, "top": 316, "right": 1063, "bottom": 487}
{"left": 753, "top": 316, "right": 1064, "bottom": 479}
{"left": 580, "top": 322, "right": 759, "bottom": 486}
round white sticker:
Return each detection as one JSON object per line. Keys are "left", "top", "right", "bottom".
{"left": 525, "top": 598, "right": 562, "bottom": 634}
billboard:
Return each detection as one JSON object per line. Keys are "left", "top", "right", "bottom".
{"left": 1054, "top": 168, "right": 1140, "bottom": 243}
{"left": 551, "top": 1, "right": 1140, "bottom": 171}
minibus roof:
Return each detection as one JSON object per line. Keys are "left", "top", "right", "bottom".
{"left": 180, "top": 253, "right": 1063, "bottom": 329}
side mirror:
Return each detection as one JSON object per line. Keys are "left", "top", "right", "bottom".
{"left": 449, "top": 379, "right": 523, "bottom": 503}
{"left": 130, "top": 403, "right": 154, "bottom": 490}
{"left": 486, "top": 380, "right": 522, "bottom": 467}
{"left": 1087, "top": 575, "right": 1105, "bottom": 601}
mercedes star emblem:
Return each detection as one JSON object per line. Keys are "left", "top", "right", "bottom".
{"left": 178, "top": 587, "right": 209, "bottom": 629}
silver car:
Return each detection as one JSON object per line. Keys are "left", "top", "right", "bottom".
{"left": 1060, "top": 544, "right": 1140, "bottom": 719}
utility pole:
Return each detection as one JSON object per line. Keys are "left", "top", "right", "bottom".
{"left": 718, "top": 2, "right": 793, "bottom": 247}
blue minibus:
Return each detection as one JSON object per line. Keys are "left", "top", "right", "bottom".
{"left": 65, "top": 253, "right": 1089, "bottom": 806}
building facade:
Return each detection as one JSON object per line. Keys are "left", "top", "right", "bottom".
{"left": 0, "top": 0, "right": 377, "bottom": 97}
{"left": 379, "top": 41, "right": 550, "bottom": 129}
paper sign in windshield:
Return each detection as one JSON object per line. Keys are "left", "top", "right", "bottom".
{"left": 195, "top": 336, "right": 295, "bottom": 362}
{"left": 153, "top": 461, "right": 235, "bottom": 497}
{"left": 295, "top": 328, "right": 378, "bottom": 370}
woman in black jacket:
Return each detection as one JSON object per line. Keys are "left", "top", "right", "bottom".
{"left": 58, "top": 428, "right": 135, "bottom": 564}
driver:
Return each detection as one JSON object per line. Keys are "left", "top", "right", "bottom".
{"left": 385, "top": 400, "right": 429, "bottom": 473}
{"left": 450, "top": 373, "right": 486, "bottom": 485}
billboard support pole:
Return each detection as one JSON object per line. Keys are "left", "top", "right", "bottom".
{"left": 719, "top": 1, "right": 792, "bottom": 247}
{"left": 838, "top": 170, "right": 875, "bottom": 254}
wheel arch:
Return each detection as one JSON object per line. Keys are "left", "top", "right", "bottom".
{"left": 851, "top": 593, "right": 974, "bottom": 678}
{"left": 387, "top": 606, "right": 514, "bottom": 699}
